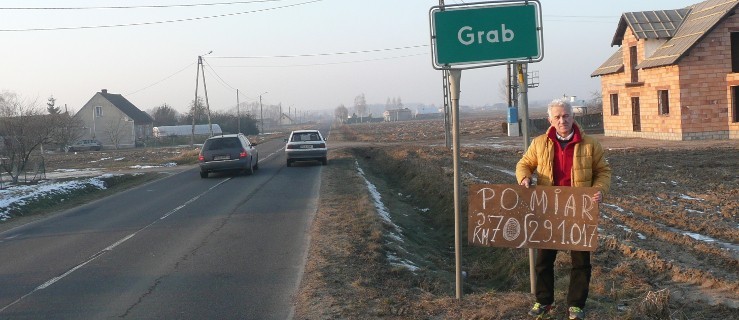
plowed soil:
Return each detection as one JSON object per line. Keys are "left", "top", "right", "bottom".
{"left": 295, "top": 114, "right": 738, "bottom": 320}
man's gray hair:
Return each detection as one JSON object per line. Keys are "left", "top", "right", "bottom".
{"left": 547, "top": 98, "right": 573, "bottom": 118}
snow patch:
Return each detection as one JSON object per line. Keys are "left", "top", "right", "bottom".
{"left": 679, "top": 194, "right": 703, "bottom": 201}
{"left": 0, "top": 176, "right": 109, "bottom": 221}
{"left": 129, "top": 162, "right": 177, "bottom": 169}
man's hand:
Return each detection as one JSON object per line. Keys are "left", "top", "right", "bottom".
{"left": 520, "top": 177, "right": 531, "bottom": 188}
{"left": 593, "top": 191, "right": 602, "bottom": 203}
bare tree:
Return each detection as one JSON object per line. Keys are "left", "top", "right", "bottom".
{"left": 55, "top": 112, "right": 85, "bottom": 152}
{"left": 334, "top": 104, "right": 348, "bottom": 123}
{"left": 354, "top": 93, "right": 367, "bottom": 123}
{"left": 587, "top": 90, "right": 603, "bottom": 114}
{"left": 0, "top": 92, "right": 60, "bottom": 183}
{"left": 103, "top": 117, "right": 130, "bottom": 149}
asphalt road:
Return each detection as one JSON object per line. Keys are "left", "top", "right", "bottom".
{"left": 0, "top": 129, "right": 329, "bottom": 319}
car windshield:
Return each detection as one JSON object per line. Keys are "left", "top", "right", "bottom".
{"left": 291, "top": 133, "right": 321, "bottom": 142}
{"left": 205, "top": 138, "right": 240, "bottom": 150}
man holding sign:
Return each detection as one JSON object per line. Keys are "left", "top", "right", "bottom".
{"left": 516, "top": 99, "right": 612, "bottom": 320}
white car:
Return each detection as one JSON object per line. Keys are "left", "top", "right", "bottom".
{"left": 284, "top": 130, "right": 327, "bottom": 167}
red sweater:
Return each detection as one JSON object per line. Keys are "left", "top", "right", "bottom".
{"left": 547, "top": 126, "right": 582, "bottom": 187}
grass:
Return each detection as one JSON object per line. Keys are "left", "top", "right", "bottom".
{"left": 1, "top": 173, "right": 162, "bottom": 223}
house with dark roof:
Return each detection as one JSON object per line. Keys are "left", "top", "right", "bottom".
{"left": 74, "top": 89, "right": 153, "bottom": 148}
{"left": 592, "top": 0, "right": 739, "bottom": 140}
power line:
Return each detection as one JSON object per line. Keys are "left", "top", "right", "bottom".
{"left": 210, "top": 44, "right": 429, "bottom": 59}
{"left": 121, "top": 46, "right": 426, "bottom": 100}
{"left": 203, "top": 59, "right": 260, "bottom": 102}
{"left": 0, "top": 0, "right": 322, "bottom": 32}
{"left": 203, "top": 60, "right": 240, "bottom": 92}
{"left": 125, "top": 62, "right": 196, "bottom": 97}
{"left": 0, "top": 0, "right": 285, "bottom": 10}
{"left": 212, "top": 52, "right": 428, "bottom": 68}
{"left": 547, "top": 15, "right": 617, "bottom": 18}
{"left": 544, "top": 19, "right": 615, "bottom": 24}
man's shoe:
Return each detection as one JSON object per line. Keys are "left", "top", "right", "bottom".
{"left": 528, "top": 302, "right": 554, "bottom": 319}
{"left": 568, "top": 306, "right": 584, "bottom": 320}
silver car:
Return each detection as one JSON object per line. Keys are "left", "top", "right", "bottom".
{"left": 198, "top": 134, "right": 259, "bottom": 178}
{"left": 66, "top": 139, "right": 102, "bottom": 152}
{"left": 285, "top": 130, "right": 327, "bottom": 167}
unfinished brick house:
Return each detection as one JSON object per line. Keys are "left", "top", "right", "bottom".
{"left": 592, "top": 0, "right": 739, "bottom": 140}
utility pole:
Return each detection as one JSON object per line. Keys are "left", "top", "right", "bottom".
{"left": 191, "top": 51, "right": 212, "bottom": 145}
{"left": 191, "top": 56, "right": 201, "bottom": 147}
{"left": 200, "top": 56, "right": 213, "bottom": 137}
{"left": 506, "top": 64, "right": 512, "bottom": 107}
{"left": 443, "top": 70, "right": 451, "bottom": 148}
{"left": 237, "top": 89, "right": 241, "bottom": 134}
{"left": 259, "top": 94, "right": 263, "bottom": 134}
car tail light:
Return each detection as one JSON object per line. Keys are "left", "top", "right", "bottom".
{"left": 198, "top": 154, "right": 204, "bottom": 162}
{"left": 240, "top": 149, "right": 248, "bottom": 158}
{"left": 287, "top": 144, "right": 298, "bottom": 149}
{"left": 316, "top": 143, "right": 325, "bottom": 148}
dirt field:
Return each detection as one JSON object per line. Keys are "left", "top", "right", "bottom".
{"left": 295, "top": 115, "right": 738, "bottom": 319}
{"left": 27, "top": 115, "right": 739, "bottom": 319}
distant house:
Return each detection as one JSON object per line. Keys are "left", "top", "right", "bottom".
{"left": 383, "top": 108, "right": 413, "bottom": 122}
{"left": 75, "top": 89, "right": 153, "bottom": 148}
{"left": 279, "top": 113, "right": 295, "bottom": 126}
{"left": 591, "top": 0, "right": 739, "bottom": 140}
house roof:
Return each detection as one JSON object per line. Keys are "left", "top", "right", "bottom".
{"left": 611, "top": 9, "right": 691, "bottom": 46}
{"left": 591, "top": 47, "right": 624, "bottom": 77}
{"left": 593, "top": 0, "right": 739, "bottom": 76}
{"left": 639, "top": 0, "right": 738, "bottom": 69}
{"left": 99, "top": 91, "right": 154, "bottom": 124}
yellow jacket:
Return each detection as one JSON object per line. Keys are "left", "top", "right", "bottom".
{"left": 515, "top": 126, "right": 612, "bottom": 194}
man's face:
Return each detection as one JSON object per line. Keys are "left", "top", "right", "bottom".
{"left": 548, "top": 105, "right": 574, "bottom": 136}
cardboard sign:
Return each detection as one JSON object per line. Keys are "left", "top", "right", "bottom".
{"left": 468, "top": 184, "right": 600, "bottom": 251}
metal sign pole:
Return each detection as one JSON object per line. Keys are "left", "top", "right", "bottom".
{"left": 517, "top": 63, "right": 536, "bottom": 295}
{"left": 448, "top": 69, "right": 463, "bottom": 300}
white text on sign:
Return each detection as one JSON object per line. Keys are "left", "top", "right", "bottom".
{"left": 467, "top": 185, "right": 601, "bottom": 251}
{"left": 457, "top": 24, "right": 515, "bottom": 46}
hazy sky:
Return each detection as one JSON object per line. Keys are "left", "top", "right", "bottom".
{"left": 1, "top": 0, "right": 700, "bottom": 115}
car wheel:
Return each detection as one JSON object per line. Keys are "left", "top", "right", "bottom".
{"left": 254, "top": 156, "right": 259, "bottom": 170}
{"left": 322, "top": 157, "right": 328, "bottom": 166}
{"left": 286, "top": 159, "right": 291, "bottom": 167}
{"left": 200, "top": 171, "right": 208, "bottom": 178}
{"left": 245, "top": 161, "right": 255, "bottom": 175}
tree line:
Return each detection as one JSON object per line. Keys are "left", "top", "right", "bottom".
{"left": 334, "top": 94, "right": 405, "bottom": 123}
{"left": 148, "top": 97, "right": 259, "bottom": 135}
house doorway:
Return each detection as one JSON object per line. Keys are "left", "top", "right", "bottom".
{"left": 631, "top": 97, "right": 641, "bottom": 132}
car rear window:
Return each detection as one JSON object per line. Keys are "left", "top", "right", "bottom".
{"left": 205, "top": 137, "right": 241, "bottom": 150}
{"left": 291, "top": 133, "right": 321, "bottom": 142}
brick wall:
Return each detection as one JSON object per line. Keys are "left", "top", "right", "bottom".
{"left": 677, "top": 12, "right": 737, "bottom": 140}
{"left": 599, "top": 12, "right": 739, "bottom": 140}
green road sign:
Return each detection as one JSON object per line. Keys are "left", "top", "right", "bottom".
{"left": 430, "top": 1, "right": 543, "bottom": 69}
